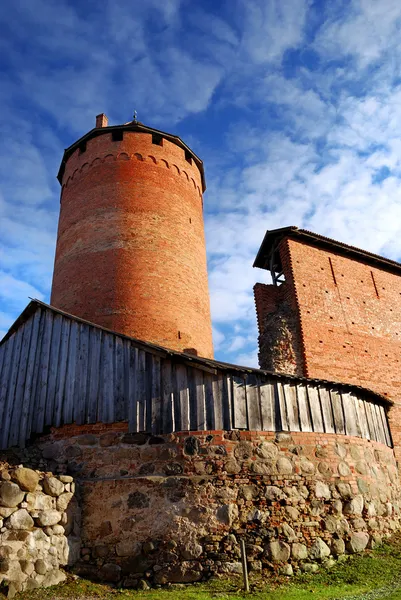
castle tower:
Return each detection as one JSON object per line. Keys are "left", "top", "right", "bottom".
{"left": 51, "top": 114, "right": 214, "bottom": 358}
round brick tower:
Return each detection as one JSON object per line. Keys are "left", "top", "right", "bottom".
{"left": 51, "top": 114, "right": 214, "bottom": 358}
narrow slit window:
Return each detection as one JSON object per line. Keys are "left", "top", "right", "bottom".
{"left": 370, "top": 271, "right": 380, "bottom": 298}
{"left": 185, "top": 150, "right": 192, "bottom": 164}
{"left": 328, "top": 257, "right": 337, "bottom": 286}
{"left": 79, "top": 142, "right": 87, "bottom": 154}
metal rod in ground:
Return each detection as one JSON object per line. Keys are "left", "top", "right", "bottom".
{"left": 240, "top": 538, "right": 250, "bottom": 592}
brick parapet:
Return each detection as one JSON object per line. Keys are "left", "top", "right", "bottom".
{"left": 60, "top": 132, "right": 203, "bottom": 198}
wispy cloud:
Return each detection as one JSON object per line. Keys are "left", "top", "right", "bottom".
{"left": 2, "top": 0, "right": 401, "bottom": 370}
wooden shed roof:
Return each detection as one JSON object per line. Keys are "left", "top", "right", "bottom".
{"left": 1, "top": 300, "right": 392, "bottom": 406}
{"left": 254, "top": 226, "right": 401, "bottom": 276}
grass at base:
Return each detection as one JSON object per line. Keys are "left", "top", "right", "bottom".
{"left": 6, "top": 533, "right": 401, "bottom": 600}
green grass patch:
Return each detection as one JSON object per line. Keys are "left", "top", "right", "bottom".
{"left": 7, "top": 534, "right": 401, "bottom": 600}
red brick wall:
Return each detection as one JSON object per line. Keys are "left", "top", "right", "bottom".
{"left": 254, "top": 240, "right": 305, "bottom": 375}
{"left": 284, "top": 239, "right": 401, "bottom": 453}
{"left": 51, "top": 131, "right": 213, "bottom": 358}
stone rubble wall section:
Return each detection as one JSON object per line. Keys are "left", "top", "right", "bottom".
{"left": 30, "top": 424, "right": 401, "bottom": 589}
{"left": 0, "top": 465, "right": 80, "bottom": 598}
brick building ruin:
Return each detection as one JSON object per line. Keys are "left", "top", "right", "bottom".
{"left": 0, "top": 117, "right": 401, "bottom": 595}
{"left": 254, "top": 227, "right": 401, "bottom": 459}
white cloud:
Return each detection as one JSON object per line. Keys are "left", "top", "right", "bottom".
{"left": 315, "top": 0, "right": 401, "bottom": 68}
{"left": 212, "top": 326, "right": 225, "bottom": 351}
{"left": 0, "top": 272, "right": 44, "bottom": 307}
{"left": 235, "top": 348, "right": 259, "bottom": 368}
{"left": 4, "top": 0, "right": 401, "bottom": 370}
{"left": 236, "top": 0, "right": 309, "bottom": 64}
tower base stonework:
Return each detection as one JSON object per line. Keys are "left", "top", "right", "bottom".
{"left": 8, "top": 424, "right": 398, "bottom": 588}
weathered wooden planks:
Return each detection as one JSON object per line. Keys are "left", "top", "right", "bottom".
{"left": 284, "top": 384, "right": 300, "bottom": 432}
{"left": 87, "top": 327, "right": 102, "bottom": 424}
{"left": 232, "top": 375, "right": 247, "bottom": 429}
{"left": 19, "top": 311, "right": 41, "bottom": 446}
{"left": 330, "top": 390, "right": 346, "bottom": 434}
{"left": 259, "top": 381, "right": 276, "bottom": 431}
{"left": 297, "top": 385, "right": 313, "bottom": 432}
{"left": 246, "top": 374, "right": 262, "bottom": 431}
{"left": 319, "top": 387, "right": 335, "bottom": 433}
{"left": 3, "top": 325, "right": 25, "bottom": 448}
{"left": 127, "top": 343, "right": 138, "bottom": 433}
{"left": 161, "top": 359, "right": 173, "bottom": 433}
{"left": 307, "top": 386, "right": 324, "bottom": 432}
{"left": 9, "top": 322, "right": 32, "bottom": 447}
{"left": 0, "top": 304, "right": 394, "bottom": 448}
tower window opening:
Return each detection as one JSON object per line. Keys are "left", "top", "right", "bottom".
{"left": 185, "top": 150, "right": 192, "bottom": 164}
{"left": 112, "top": 130, "right": 124, "bottom": 142}
{"left": 79, "top": 142, "right": 86, "bottom": 154}
{"left": 268, "top": 246, "right": 285, "bottom": 286}
{"left": 152, "top": 133, "right": 163, "bottom": 146}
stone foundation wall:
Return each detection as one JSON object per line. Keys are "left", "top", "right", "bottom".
{"left": 27, "top": 424, "right": 401, "bottom": 588}
{"left": 0, "top": 464, "right": 80, "bottom": 598}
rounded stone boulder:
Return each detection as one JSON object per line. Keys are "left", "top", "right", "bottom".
{"left": 265, "top": 540, "right": 291, "bottom": 562}
{"left": 216, "top": 504, "right": 238, "bottom": 526}
{"left": 309, "top": 538, "right": 331, "bottom": 560}
{"left": 331, "top": 538, "right": 345, "bottom": 556}
{"left": 26, "top": 492, "right": 55, "bottom": 511}
{"left": 0, "top": 481, "right": 25, "bottom": 507}
{"left": 181, "top": 541, "right": 203, "bottom": 560}
{"left": 234, "top": 441, "right": 253, "bottom": 460}
{"left": 291, "top": 543, "right": 308, "bottom": 560}
{"left": 42, "top": 477, "right": 64, "bottom": 497}
{"left": 338, "top": 462, "right": 351, "bottom": 477}
{"left": 344, "top": 494, "right": 364, "bottom": 516}
{"left": 35, "top": 559, "right": 47, "bottom": 575}
{"left": 12, "top": 468, "right": 40, "bottom": 492}
{"left": 36, "top": 510, "right": 62, "bottom": 526}
{"left": 56, "top": 492, "right": 73, "bottom": 512}
{"left": 276, "top": 457, "right": 293, "bottom": 475}
{"left": 101, "top": 563, "right": 122, "bottom": 582}
{"left": 315, "top": 481, "right": 331, "bottom": 500}
{"left": 255, "top": 443, "right": 278, "bottom": 460}
{"left": 7, "top": 508, "right": 34, "bottom": 530}
{"left": 265, "top": 486, "right": 284, "bottom": 502}
{"left": 347, "top": 532, "right": 369, "bottom": 553}
{"left": 300, "top": 459, "right": 315, "bottom": 475}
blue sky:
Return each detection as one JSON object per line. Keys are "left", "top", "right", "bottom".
{"left": 2, "top": 0, "right": 401, "bottom": 367}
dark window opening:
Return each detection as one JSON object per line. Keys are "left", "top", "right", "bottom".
{"left": 112, "top": 130, "right": 124, "bottom": 142}
{"left": 152, "top": 134, "right": 163, "bottom": 146}
{"left": 185, "top": 150, "right": 192, "bottom": 164}
{"left": 79, "top": 142, "right": 86, "bottom": 154}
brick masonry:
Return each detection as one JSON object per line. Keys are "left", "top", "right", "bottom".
{"left": 255, "top": 236, "right": 401, "bottom": 460}
{"left": 51, "top": 128, "right": 213, "bottom": 358}
{"left": 254, "top": 279, "right": 303, "bottom": 375}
